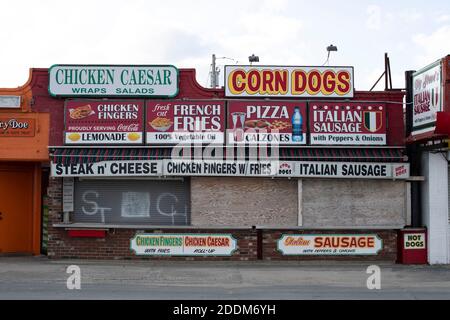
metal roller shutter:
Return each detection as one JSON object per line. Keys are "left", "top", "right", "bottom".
{"left": 73, "top": 178, "right": 190, "bottom": 225}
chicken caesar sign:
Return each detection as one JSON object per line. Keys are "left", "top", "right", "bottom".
{"left": 49, "top": 65, "right": 179, "bottom": 97}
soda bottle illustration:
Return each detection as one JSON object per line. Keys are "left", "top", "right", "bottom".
{"left": 292, "top": 107, "right": 303, "bottom": 142}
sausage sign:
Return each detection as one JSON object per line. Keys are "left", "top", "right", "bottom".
{"left": 277, "top": 234, "right": 383, "bottom": 255}
{"left": 225, "top": 66, "right": 354, "bottom": 98}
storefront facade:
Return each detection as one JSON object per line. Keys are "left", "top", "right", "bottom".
{"left": 0, "top": 75, "right": 49, "bottom": 255}
{"left": 17, "top": 64, "right": 410, "bottom": 260}
{"left": 406, "top": 55, "right": 450, "bottom": 264}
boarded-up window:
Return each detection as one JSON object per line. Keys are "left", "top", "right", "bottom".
{"left": 73, "top": 179, "right": 190, "bottom": 225}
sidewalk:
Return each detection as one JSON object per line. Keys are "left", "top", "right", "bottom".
{"left": 0, "top": 256, "right": 449, "bottom": 299}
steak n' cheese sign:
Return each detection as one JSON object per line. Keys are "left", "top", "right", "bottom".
{"left": 310, "top": 102, "right": 386, "bottom": 145}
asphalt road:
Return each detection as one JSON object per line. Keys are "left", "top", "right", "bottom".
{"left": 0, "top": 256, "right": 449, "bottom": 300}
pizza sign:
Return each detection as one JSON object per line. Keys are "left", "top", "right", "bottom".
{"left": 309, "top": 102, "right": 386, "bottom": 145}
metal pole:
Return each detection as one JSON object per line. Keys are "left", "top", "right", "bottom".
{"left": 211, "top": 54, "right": 217, "bottom": 88}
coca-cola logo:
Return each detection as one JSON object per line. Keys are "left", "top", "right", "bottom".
{"left": 117, "top": 123, "right": 139, "bottom": 132}
{"left": 0, "top": 118, "right": 30, "bottom": 130}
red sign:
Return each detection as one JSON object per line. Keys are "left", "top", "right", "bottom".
{"left": 0, "top": 118, "right": 35, "bottom": 137}
{"left": 227, "top": 101, "right": 306, "bottom": 145}
{"left": 309, "top": 102, "right": 386, "bottom": 145}
{"left": 146, "top": 100, "right": 225, "bottom": 144}
{"left": 65, "top": 100, "right": 144, "bottom": 144}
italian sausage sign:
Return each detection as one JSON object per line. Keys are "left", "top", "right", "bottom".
{"left": 277, "top": 234, "right": 383, "bottom": 255}
{"left": 310, "top": 102, "right": 386, "bottom": 145}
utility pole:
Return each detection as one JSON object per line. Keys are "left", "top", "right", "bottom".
{"left": 211, "top": 54, "right": 217, "bottom": 88}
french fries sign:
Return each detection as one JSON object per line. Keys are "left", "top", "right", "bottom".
{"left": 225, "top": 66, "right": 354, "bottom": 98}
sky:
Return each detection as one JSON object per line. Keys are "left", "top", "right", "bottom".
{"left": 0, "top": 0, "right": 449, "bottom": 91}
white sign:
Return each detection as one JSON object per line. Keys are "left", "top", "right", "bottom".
{"left": 225, "top": 66, "right": 354, "bottom": 98}
{"left": 296, "top": 162, "right": 410, "bottom": 179}
{"left": 0, "top": 96, "right": 21, "bottom": 108}
{"left": 62, "top": 177, "right": 74, "bottom": 212}
{"left": 404, "top": 233, "right": 426, "bottom": 250}
{"left": 412, "top": 61, "right": 442, "bottom": 134}
{"left": 277, "top": 234, "right": 383, "bottom": 255}
{"left": 50, "top": 160, "right": 410, "bottom": 179}
{"left": 130, "top": 234, "right": 237, "bottom": 256}
{"left": 49, "top": 65, "right": 178, "bottom": 97}
{"left": 51, "top": 160, "right": 162, "bottom": 177}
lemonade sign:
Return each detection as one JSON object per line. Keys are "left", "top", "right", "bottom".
{"left": 64, "top": 100, "right": 144, "bottom": 145}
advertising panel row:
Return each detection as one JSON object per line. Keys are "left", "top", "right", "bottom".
{"left": 51, "top": 160, "right": 410, "bottom": 179}
{"left": 64, "top": 99, "right": 386, "bottom": 146}
{"left": 128, "top": 233, "right": 382, "bottom": 256}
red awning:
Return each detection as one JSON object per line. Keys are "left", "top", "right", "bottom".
{"left": 51, "top": 147, "right": 407, "bottom": 164}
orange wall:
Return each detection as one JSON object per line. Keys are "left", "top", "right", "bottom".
{"left": 0, "top": 112, "right": 49, "bottom": 161}
{"left": 0, "top": 69, "right": 49, "bottom": 162}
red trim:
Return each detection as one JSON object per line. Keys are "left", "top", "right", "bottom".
{"left": 68, "top": 230, "right": 106, "bottom": 238}
{"left": 405, "top": 132, "right": 447, "bottom": 144}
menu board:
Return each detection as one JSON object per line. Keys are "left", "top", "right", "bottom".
{"left": 146, "top": 100, "right": 225, "bottom": 144}
{"left": 309, "top": 102, "right": 386, "bottom": 145}
{"left": 65, "top": 100, "right": 144, "bottom": 144}
{"left": 227, "top": 101, "right": 307, "bottom": 145}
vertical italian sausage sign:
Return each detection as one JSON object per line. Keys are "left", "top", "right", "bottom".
{"left": 412, "top": 61, "right": 442, "bottom": 134}
{"left": 146, "top": 100, "right": 225, "bottom": 144}
{"left": 310, "top": 102, "right": 386, "bottom": 145}
{"left": 65, "top": 100, "right": 144, "bottom": 144}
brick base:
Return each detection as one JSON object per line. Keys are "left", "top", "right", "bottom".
{"left": 47, "top": 177, "right": 397, "bottom": 261}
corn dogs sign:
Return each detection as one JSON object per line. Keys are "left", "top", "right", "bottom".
{"left": 225, "top": 66, "right": 354, "bottom": 98}
{"left": 278, "top": 234, "right": 383, "bottom": 255}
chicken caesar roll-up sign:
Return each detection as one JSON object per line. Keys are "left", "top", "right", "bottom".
{"left": 49, "top": 65, "right": 178, "bottom": 97}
